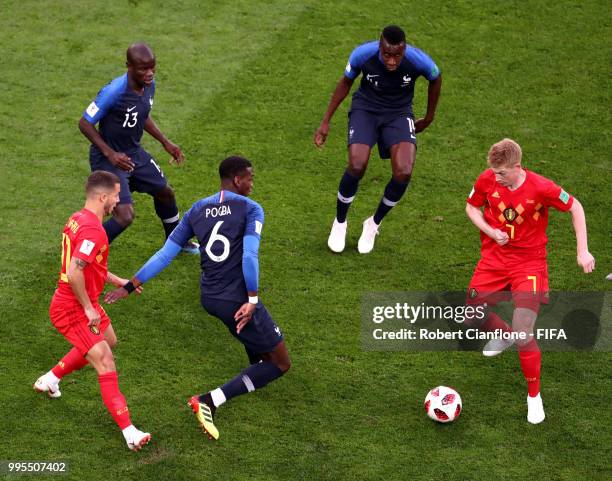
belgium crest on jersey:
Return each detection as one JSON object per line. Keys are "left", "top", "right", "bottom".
{"left": 503, "top": 207, "right": 517, "bottom": 222}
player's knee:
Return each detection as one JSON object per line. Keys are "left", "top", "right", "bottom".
{"left": 114, "top": 205, "right": 135, "bottom": 227}
{"left": 90, "top": 348, "right": 116, "bottom": 374}
{"left": 277, "top": 361, "right": 290, "bottom": 374}
{"left": 153, "top": 186, "right": 175, "bottom": 203}
{"left": 99, "top": 351, "right": 116, "bottom": 372}
{"left": 347, "top": 161, "right": 367, "bottom": 178}
{"left": 276, "top": 355, "right": 291, "bottom": 374}
{"left": 393, "top": 171, "right": 412, "bottom": 183}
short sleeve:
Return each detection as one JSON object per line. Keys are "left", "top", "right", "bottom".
{"left": 83, "top": 75, "right": 126, "bottom": 124}
{"left": 540, "top": 179, "right": 574, "bottom": 212}
{"left": 73, "top": 227, "right": 106, "bottom": 264}
{"left": 344, "top": 42, "right": 378, "bottom": 80}
{"left": 406, "top": 47, "right": 440, "bottom": 81}
{"left": 466, "top": 172, "right": 490, "bottom": 208}
{"left": 345, "top": 48, "right": 363, "bottom": 79}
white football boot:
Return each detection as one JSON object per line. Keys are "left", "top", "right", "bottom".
{"left": 482, "top": 337, "right": 515, "bottom": 357}
{"left": 357, "top": 217, "right": 379, "bottom": 254}
{"left": 527, "top": 393, "right": 545, "bottom": 424}
{"left": 327, "top": 218, "right": 347, "bottom": 253}
{"left": 123, "top": 425, "right": 151, "bottom": 451}
{"left": 33, "top": 373, "right": 61, "bottom": 398}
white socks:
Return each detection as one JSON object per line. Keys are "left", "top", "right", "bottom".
{"left": 46, "top": 371, "right": 60, "bottom": 385}
{"left": 122, "top": 425, "right": 137, "bottom": 440}
{"left": 210, "top": 388, "right": 227, "bottom": 407}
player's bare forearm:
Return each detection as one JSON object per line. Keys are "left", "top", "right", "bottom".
{"left": 145, "top": 116, "right": 184, "bottom": 163}
{"left": 144, "top": 116, "right": 168, "bottom": 145}
{"left": 415, "top": 75, "right": 441, "bottom": 133}
{"left": 314, "top": 76, "right": 353, "bottom": 147}
{"left": 79, "top": 117, "right": 134, "bottom": 170}
{"left": 466, "top": 203, "right": 492, "bottom": 236}
{"left": 466, "top": 203, "right": 508, "bottom": 245}
{"left": 106, "top": 271, "right": 138, "bottom": 290}
{"left": 569, "top": 199, "right": 588, "bottom": 253}
{"left": 106, "top": 271, "right": 120, "bottom": 286}
{"left": 78, "top": 117, "right": 113, "bottom": 158}
{"left": 103, "top": 276, "right": 143, "bottom": 304}
{"left": 67, "top": 258, "right": 94, "bottom": 308}
{"left": 425, "top": 74, "right": 442, "bottom": 121}
{"left": 569, "top": 198, "right": 595, "bottom": 272}
{"left": 322, "top": 76, "right": 353, "bottom": 123}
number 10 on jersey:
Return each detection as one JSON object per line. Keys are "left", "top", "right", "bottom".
{"left": 60, "top": 233, "right": 71, "bottom": 282}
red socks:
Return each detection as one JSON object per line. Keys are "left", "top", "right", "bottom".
{"left": 98, "top": 372, "right": 131, "bottom": 429}
{"left": 518, "top": 339, "right": 541, "bottom": 397}
{"left": 51, "top": 347, "right": 89, "bottom": 379}
{"left": 50, "top": 352, "right": 132, "bottom": 430}
{"left": 482, "top": 313, "right": 541, "bottom": 397}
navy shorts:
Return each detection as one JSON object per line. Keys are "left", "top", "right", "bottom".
{"left": 348, "top": 110, "right": 416, "bottom": 159}
{"left": 90, "top": 148, "right": 168, "bottom": 204}
{"left": 201, "top": 297, "right": 284, "bottom": 354}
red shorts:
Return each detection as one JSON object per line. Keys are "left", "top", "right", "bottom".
{"left": 466, "top": 255, "right": 549, "bottom": 312}
{"left": 49, "top": 296, "right": 111, "bottom": 356}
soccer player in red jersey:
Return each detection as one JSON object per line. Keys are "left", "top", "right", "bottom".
{"left": 465, "top": 138, "right": 595, "bottom": 424}
{"left": 33, "top": 171, "right": 151, "bottom": 450}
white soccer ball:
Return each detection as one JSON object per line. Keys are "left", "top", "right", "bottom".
{"left": 424, "top": 386, "right": 462, "bottom": 423}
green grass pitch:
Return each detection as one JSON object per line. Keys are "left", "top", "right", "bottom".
{"left": 0, "top": 1, "right": 610, "bottom": 480}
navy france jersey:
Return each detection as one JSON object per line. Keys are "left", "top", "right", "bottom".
{"left": 83, "top": 73, "right": 155, "bottom": 155}
{"left": 169, "top": 190, "right": 264, "bottom": 303}
{"left": 345, "top": 41, "right": 440, "bottom": 115}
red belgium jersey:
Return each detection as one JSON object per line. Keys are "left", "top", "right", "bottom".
{"left": 467, "top": 169, "right": 574, "bottom": 257}
{"left": 54, "top": 208, "right": 109, "bottom": 304}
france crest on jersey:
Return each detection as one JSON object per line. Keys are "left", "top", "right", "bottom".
{"left": 169, "top": 190, "right": 264, "bottom": 303}
{"left": 83, "top": 73, "right": 155, "bottom": 154}
{"left": 344, "top": 41, "right": 440, "bottom": 115}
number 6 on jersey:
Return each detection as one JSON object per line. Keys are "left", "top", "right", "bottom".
{"left": 205, "top": 221, "right": 230, "bottom": 262}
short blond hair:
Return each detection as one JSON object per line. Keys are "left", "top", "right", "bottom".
{"left": 487, "top": 138, "right": 522, "bottom": 167}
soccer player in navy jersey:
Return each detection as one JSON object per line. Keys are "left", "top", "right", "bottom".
{"left": 314, "top": 25, "right": 442, "bottom": 253}
{"left": 105, "top": 156, "right": 290, "bottom": 440}
{"left": 78, "top": 42, "right": 198, "bottom": 253}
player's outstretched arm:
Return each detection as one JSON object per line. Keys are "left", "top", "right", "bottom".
{"left": 415, "top": 74, "right": 442, "bottom": 133}
{"left": 569, "top": 198, "right": 595, "bottom": 273}
{"left": 144, "top": 116, "right": 184, "bottom": 164}
{"left": 465, "top": 203, "right": 509, "bottom": 246}
{"left": 78, "top": 117, "right": 134, "bottom": 172}
{"left": 104, "top": 239, "right": 182, "bottom": 304}
{"left": 106, "top": 271, "right": 143, "bottom": 294}
{"left": 314, "top": 76, "right": 354, "bottom": 148}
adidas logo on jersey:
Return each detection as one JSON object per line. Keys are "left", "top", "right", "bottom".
{"left": 205, "top": 205, "right": 232, "bottom": 218}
